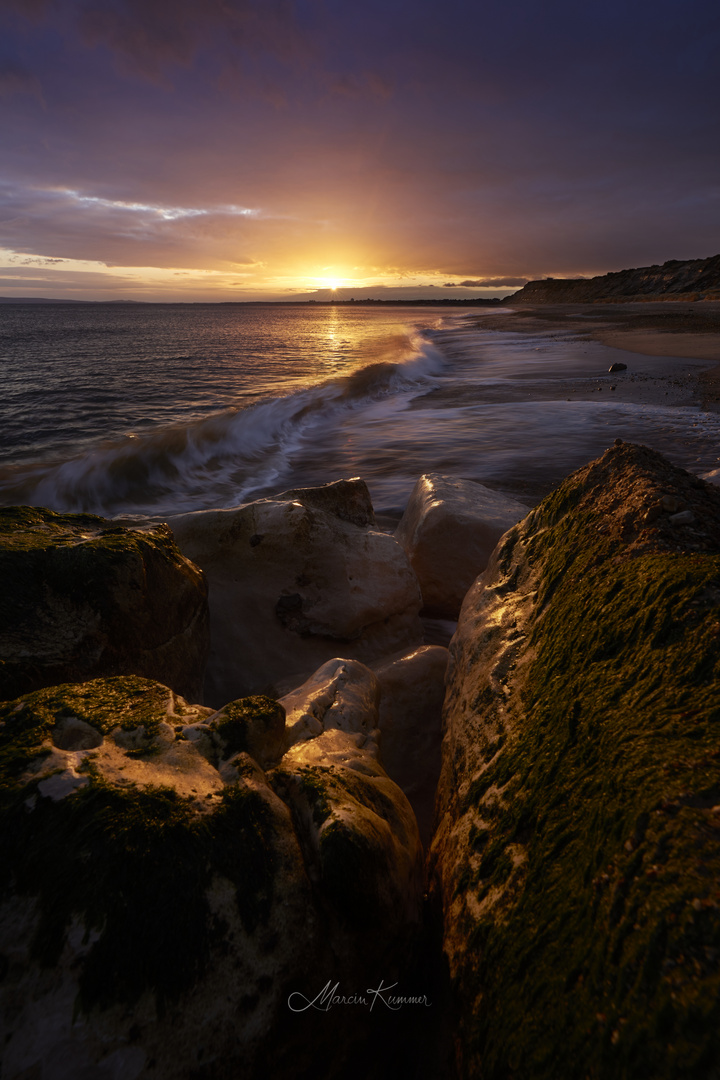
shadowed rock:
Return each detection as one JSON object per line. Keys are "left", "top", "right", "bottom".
{"left": 0, "top": 506, "right": 209, "bottom": 702}
{"left": 372, "top": 645, "right": 448, "bottom": 848}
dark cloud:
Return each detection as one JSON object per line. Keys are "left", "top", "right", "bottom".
{"left": 0, "top": 61, "right": 43, "bottom": 101}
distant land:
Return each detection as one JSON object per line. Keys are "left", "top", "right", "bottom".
{"left": 0, "top": 296, "right": 502, "bottom": 306}
{"left": 511, "top": 253, "right": 720, "bottom": 304}
{"left": 2, "top": 254, "right": 720, "bottom": 305}
{"left": 0, "top": 297, "right": 145, "bottom": 304}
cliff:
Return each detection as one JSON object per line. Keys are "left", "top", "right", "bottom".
{"left": 510, "top": 253, "right": 720, "bottom": 304}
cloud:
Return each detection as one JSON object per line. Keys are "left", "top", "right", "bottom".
{"left": 0, "top": 183, "right": 269, "bottom": 268}
{"left": 444, "top": 278, "right": 530, "bottom": 288}
{"left": 0, "top": 0, "right": 719, "bottom": 298}
{"left": 0, "top": 61, "right": 44, "bottom": 101}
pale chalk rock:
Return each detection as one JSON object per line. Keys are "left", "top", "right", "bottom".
{"left": 168, "top": 478, "right": 423, "bottom": 707}
{"left": 271, "top": 727, "right": 423, "bottom": 959}
{"left": 280, "top": 656, "right": 380, "bottom": 751}
{"left": 372, "top": 645, "right": 449, "bottom": 847}
{"left": 395, "top": 473, "right": 527, "bottom": 618}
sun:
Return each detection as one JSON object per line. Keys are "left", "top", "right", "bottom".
{"left": 314, "top": 274, "right": 344, "bottom": 292}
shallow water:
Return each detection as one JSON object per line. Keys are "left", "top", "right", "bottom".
{"left": 1, "top": 303, "right": 718, "bottom": 518}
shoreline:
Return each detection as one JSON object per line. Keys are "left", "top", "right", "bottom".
{"left": 472, "top": 300, "right": 720, "bottom": 412}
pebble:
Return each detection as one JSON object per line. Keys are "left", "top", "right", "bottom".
{"left": 609, "top": 363, "right": 628, "bottom": 372}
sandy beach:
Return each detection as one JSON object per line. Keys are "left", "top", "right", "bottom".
{"left": 472, "top": 300, "right": 720, "bottom": 411}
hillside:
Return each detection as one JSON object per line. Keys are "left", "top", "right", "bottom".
{"left": 510, "top": 253, "right": 720, "bottom": 303}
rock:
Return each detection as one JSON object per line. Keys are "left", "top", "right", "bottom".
{"left": 668, "top": 509, "right": 695, "bottom": 525}
{"left": 0, "top": 506, "right": 209, "bottom": 703}
{"left": 372, "top": 645, "right": 449, "bottom": 848}
{"left": 205, "top": 695, "right": 287, "bottom": 769}
{"left": 168, "top": 479, "right": 423, "bottom": 707}
{"left": 280, "top": 656, "right": 380, "bottom": 750}
{"left": 1, "top": 674, "right": 424, "bottom": 1079}
{"left": 270, "top": 727, "right": 423, "bottom": 966}
{"left": 395, "top": 474, "right": 527, "bottom": 619}
{"left": 608, "top": 361, "right": 628, "bottom": 372}
{"left": 429, "top": 443, "right": 720, "bottom": 1079}
{"left": 273, "top": 476, "right": 376, "bottom": 528}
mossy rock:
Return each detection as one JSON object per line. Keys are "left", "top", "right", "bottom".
{"left": 433, "top": 443, "right": 720, "bottom": 1079}
{"left": 0, "top": 505, "right": 209, "bottom": 702}
{"left": 209, "top": 695, "right": 286, "bottom": 766}
{"left": 1, "top": 673, "right": 427, "bottom": 1079}
{"left": 0, "top": 677, "right": 285, "bottom": 1015}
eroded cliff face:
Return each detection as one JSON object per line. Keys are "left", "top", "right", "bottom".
{"left": 510, "top": 252, "right": 720, "bottom": 303}
{"left": 430, "top": 442, "right": 720, "bottom": 1079}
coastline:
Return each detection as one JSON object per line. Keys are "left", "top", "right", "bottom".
{"left": 475, "top": 300, "right": 720, "bottom": 412}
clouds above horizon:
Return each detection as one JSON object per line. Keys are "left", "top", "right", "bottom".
{"left": 0, "top": 0, "right": 719, "bottom": 298}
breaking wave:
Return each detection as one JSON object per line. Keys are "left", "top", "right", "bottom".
{"left": 0, "top": 334, "right": 445, "bottom": 517}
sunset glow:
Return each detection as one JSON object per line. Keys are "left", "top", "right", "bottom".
{"left": 0, "top": 1, "right": 717, "bottom": 301}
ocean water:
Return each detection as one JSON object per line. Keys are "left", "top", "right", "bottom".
{"left": 1, "top": 302, "right": 719, "bottom": 520}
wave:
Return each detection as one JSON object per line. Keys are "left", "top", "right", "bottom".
{"left": 0, "top": 332, "right": 445, "bottom": 517}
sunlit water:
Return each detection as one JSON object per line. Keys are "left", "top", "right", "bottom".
{"left": 1, "top": 302, "right": 718, "bottom": 518}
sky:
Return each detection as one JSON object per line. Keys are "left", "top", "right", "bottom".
{"left": 0, "top": 0, "right": 719, "bottom": 302}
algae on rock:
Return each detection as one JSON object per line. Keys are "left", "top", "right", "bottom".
{"left": 0, "top": 506, "right": 209, "bottom": 702}
{"left": 430, "top": 443, "right": 720, "bottom": 1080}
{"left": 0, "top": 670, "right": 424, "bottom": 1080}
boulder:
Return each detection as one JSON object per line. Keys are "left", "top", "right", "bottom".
{"left": 372, "top": 645, "right": 449, "bottom": 847}
{"left": 0, "top": 506, "right": 209, "bottom": 703}
{"left": 280, "top": 656, "right": 380, "bottom": 750}
{"left": 270, "top": 722, "right": 423, "bottom": 975}
{"left": 429, "top": 443, "right": 720, "bottom": 1079}
{"left": 395, "top": 474, "right": 527, "bottom": 618}
{"left": 168, "top": 478, "right": 423, "bottom": 707}
{"left": 0, "top": 672, "right": 424, "bottom": 1079}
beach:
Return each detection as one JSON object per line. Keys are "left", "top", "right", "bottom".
{"left": 473, "top": 299, "right": 720, "bottom": 405}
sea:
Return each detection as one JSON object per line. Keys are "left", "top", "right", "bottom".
{"left": 1, "top": 302, "right": 719, "bottom": 522}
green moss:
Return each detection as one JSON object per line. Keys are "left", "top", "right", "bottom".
{"left": 0, "top": 677, "right": 176, "bottom": 776}
{"left": 0, "top": 680, "right": 280, "bottom": 1014}
{"left": 207, "top": 785, "right": 277, "bottom": 933}
{"left": 456, "top": 479, "right": 720, "bottom": 1079}
{"left": 0, "top": 506, "right": 106, "bottom": 551}
{"left": 295, "top": 767, "right": 333, "bottom": 827}
{"left": 210, "top": 695, "right": 284, "bottom": 759}
{"left": 0, "top": 505, "right": 207, "bottom": 703}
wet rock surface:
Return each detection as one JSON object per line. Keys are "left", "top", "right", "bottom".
{"left": 430, "top": 442, "right": 720, "bottom": 1079}
{"left": 0, "top": 506, "right": 209, "bottom": 703}
{"left": 395, "top": 474, "right": 527, "bottom": 619}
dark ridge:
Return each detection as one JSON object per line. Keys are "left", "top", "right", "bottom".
{"left": 508, "top": 253, "right": 720, "bottom": 304}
